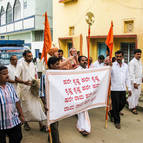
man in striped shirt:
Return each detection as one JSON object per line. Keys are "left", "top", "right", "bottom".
{"left": 0, "top": 65, "right": 24, "bottom": 143}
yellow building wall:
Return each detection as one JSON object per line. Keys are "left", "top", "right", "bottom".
{"left": 53, "top": 0, "right": 143, "bottom": 60}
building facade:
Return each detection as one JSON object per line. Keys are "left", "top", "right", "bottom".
{"left": 0, "top": 0, "right": 53, "bottom": 57}
{"left": 53, "top": 0, "right": 143, "bottom": 63}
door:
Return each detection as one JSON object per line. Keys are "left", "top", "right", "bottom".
{"left": 35, "top": 49, "right": 40, "bottom": 58}
{"left": 67, "top": 42, "right": 73, "bottom": 57}
{"left": 97, "top": 42, "right": 107, "bottom": 58}
{"left": 120, "top": 43, "right": 135, "bottom": 63}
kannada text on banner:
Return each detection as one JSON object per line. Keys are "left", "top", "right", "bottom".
{"left": 46, "top": 67, "right": 111, "bottom": 125}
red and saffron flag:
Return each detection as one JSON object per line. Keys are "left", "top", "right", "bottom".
{"left": 105, "top": 21, "right": 113, "bottom": 59}
{"left": 41, "top": 12, "right": 52, "bottom": 64}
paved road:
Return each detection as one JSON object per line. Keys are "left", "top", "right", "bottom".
{"left": 22, "top": 107, "right": 143, "bottom": 143}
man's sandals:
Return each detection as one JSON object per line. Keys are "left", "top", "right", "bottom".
{"left": 79, "top": 130, "right": 89, "bottom": 136}
{"left": 40, "top": 125, "right": 48, "bottom": 132}
{"left": 131, "top": 108, "right": 138, "bottom": 115}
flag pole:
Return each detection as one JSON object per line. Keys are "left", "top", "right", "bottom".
{"left": 105, "top": 80, "right": 111, "bottom": 128}
{"left": 48, "top": 126, "right": 53, "bottom": 143}
{"left": 105, "top": 21, "right": 113, "bottom": 128}
{"left": 87, "top": 24, "right": 91, "bottom": 68}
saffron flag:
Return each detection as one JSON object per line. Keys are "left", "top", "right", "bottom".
{"left": 41, "top": 12, "right": 52, "bottom": 64}
{"left": 105, "top": 21, "right": 113, "bottom": 59}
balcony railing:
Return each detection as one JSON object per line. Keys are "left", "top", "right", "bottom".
{"left": 0, "top": 15, "right": 35, "bottom": 35}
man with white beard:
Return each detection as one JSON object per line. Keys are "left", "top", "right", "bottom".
{"left": 127, "top": 49, "right": 143, "bottom": 114}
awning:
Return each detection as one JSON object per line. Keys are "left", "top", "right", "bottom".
{"left": 0, "top": 46, "right": 24, "bottom": 50}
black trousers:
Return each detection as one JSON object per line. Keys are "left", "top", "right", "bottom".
{"left": 110, "top": 91, "right": 126, "bottom": 124}
{"left": 48, "top": 122, "right": 60, "bottom": 143}
{"left": 0, "top": 124, "right": 22, "bottom": 143}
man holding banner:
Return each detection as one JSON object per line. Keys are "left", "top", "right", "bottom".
{"left": 76, "top": 56, "right": 91, "bottom": 136}
{"left": 40, "top": 56, "right": 62, "bottom": 143}
{"left": 108, "top": 50, "right": 132, "bottom": 129}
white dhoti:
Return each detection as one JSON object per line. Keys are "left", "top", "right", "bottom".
{"left": 76, "top": 111, "right": 91, "bottom": 133}
{"left": 127, "top": 85, "right": 141, "bottom": 109}
{"left": 20, "top": 85, "right": 46, "bottom": 122}
{"left": 127, "top": 57, "right": 143, "bottom": 109}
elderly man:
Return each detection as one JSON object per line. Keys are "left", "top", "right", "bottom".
{"left": 48, "top": 47, "right": 76, "bottom": 70}
{"left": 7, "top": 55, "right": 19, "bottom": 93}
{"left": 16, "top": 50, "right": 46, "bottom": 131}
{"left": 127, "top": 49, "right": 143, "bottom": 114}
{"left": 108, "top": 50, "right": 131, "bottom": 129}
{"left": 0, "top": 65, "right": 24, "bottom": 143}
{"left": 69, "top": 48, "right": 79, "bottom": 69}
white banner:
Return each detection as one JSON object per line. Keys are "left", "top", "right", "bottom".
{"left": 46, "top": 67, "right": 111, "bottom": 125}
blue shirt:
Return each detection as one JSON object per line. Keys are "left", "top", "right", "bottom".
{"left": 0, "top": 83, "right": 21, "bottom": 130}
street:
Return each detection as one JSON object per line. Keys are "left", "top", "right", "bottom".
{"left": 22, "top": 107, "right": 143, "bottom": 143}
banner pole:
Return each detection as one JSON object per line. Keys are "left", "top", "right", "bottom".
{"left": 105, "top": 80, "right": 111, "bottom": 128}
{"left": 87, "top": 24, "right": 91, "bottom": 68}
{"left": 48, "top": 126, "right": 53, "bottom": 143}
{"left": 105, "top": 56, "right": 112, "bottom": 128}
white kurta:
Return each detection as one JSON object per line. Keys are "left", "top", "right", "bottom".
{"left": 17, "top": 60, "right": 46, "bottom": 122}
{"left": 127, "top": 58, "right": 143, "bottom": 109}
{"left": 7, "top": 64, "right": 18, "bottom": 93}
{"left": 36, "top": 58, "right": 45, "bottom": 72}
{"left": 92, "top": 60, "right": 104, "bottom": 68}
{"left": 76, "top": 66, "right": 91, "bottom": 133}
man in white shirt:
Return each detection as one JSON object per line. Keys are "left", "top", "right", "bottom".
{"left": 36, "top": 53, "right": 45, "bottom": 79}
{"left": 108, "top": 50, "right": 131, "bottom": 129}
{"left": 76, "top": 56, "right": 91, "bottom": 136}
{"left": 93, "top": 55, "right": 105, "bottom": 68}
{"left": 7, "top": 55, "right": 19, "bottom": 93}
{"left": 17, "top": 50, "right": 46, "bottom": 131}
{"left": 127, "top": 49, "right": 143, "bottom": 114}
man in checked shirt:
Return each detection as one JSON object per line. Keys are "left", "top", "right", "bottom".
{"left": 0, "top": 65, "right": 24, "bottom": 143}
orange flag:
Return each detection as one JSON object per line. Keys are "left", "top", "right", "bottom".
{"left": 41, "top": 12, "right": 52, "bottom": 64}
{"left": 105, "top": 21, "right": 113, "bottom": 59}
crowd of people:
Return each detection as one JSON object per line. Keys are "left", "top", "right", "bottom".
{"left": 0, "top": 46, "right": 142, "bottom": 143}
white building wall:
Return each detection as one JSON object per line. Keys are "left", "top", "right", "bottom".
{"left": 0, "top": 0, "right": 53, "bottom": 55}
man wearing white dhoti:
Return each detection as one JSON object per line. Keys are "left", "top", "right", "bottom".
{"left": 76, "top": 56, "right": 91, "bottom": 136}
{"left": 127, "top": 49, "right": 143, "bottom": 114}
{"left": 7, "top": 55, "right": 19, "bottom": 93}
{"left": 17, "top": 50, "right": 46, "bottom": 131}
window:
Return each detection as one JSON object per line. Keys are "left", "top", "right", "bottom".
{"left": 0, "top": 7, "right": 6, "bottom": 25}
{"left": 124, "top": 20, "right": 134, "bottom": 33}
{"left": 6, "top": 3, "right": 13, "bottom": 24}
{"left": 24, "top": 0, "right": 27, "bottom": 9}
{"left": 69, "top": 26, "right": 74, "bottom": 36}
{"left": 0, "top": 36, "right": 5, "bottom": 39}
{"left": 67, "top": 42, "right": 73, "bottom": 57}
{"left": 35, "top": 30, "right": 44, "bottom": 41}
{"left": 120, "top": 43, "right": 135, "bottom": 63}
{"left": 14, "top": 0, "right": 21, "bottom": 21}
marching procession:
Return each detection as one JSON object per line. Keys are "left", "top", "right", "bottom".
{"left": 1, "top": 0, "right": 143, "bottom": 143}
{"left": 0, "top": 46, "right": 143, "bottom": 143}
